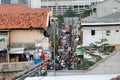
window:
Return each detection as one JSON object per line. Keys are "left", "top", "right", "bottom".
{"left": 91, "top": 30, "right": 95, "bottom": 36}
{"left": 1, "top": 0, "right": 10, "bottom": 4}
{"left": 116, "top": 30, "right": 119, "bottom": 32}
{"left": 112, "top": 7, "right": 119, "bottom": 13}
{"left": 93, "top": 8, "right": 97, "bottom": 13}
{"left": 106, "top": 30, "right": 110, "bottom": 35}
{"left": 0, "top": 32, "right": 7, "bottom": 35}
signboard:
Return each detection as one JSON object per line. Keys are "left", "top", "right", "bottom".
{"left": 9, "top": 48, "right": 24, "bottom": 54}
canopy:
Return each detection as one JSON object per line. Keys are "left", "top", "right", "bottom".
{"left": 76, "top": 48, "right": 83, "bottom": 55}
{"left": 42, "top": 50, "right": 50, "bottom": 54}
{"left": 8, "top": 48, "right": 24, "bottom": 54}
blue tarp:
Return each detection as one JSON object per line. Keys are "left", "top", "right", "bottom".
{"left": 33, "top": 52, "right": 42, "bottom": 64}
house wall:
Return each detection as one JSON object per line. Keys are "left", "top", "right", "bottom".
{"left": 83, "top": 26, "right": 120, "bottom": 46}
{"left": 96, "top": 0, "right": 120, "bottom": 17}
{"left": 83, "top": 27, "right": 103, "bottom": 46}
{"left": 0, "top": 32, "right": 9, "bottom": 50}
{"left": 10, "top": 30, "right": 49, "bottom": 49}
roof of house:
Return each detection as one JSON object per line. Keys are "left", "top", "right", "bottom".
{"left": 33, "top": 8, "right": 51, "bottom": 13}
{"left": 92, "top": 0, "right": 120, "bottom": 7}
{"left": 98, "top": 12, "right": 120, "bottom": 20}
{"left": 0, "top": 4, "right": 33, "bottom": 13}
{"left": 82, "top": 11, "right": 120, "bottom": 23}
{"left": 0, "top": 4, "right": 51, "bottom": 29}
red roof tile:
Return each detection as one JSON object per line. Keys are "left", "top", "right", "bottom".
{"left": 0, "top": 4, "right": 33, "bottom": 13}
{"left": 33, "top": 8, "right": 51, "bottom": 13}
{"left": 0, "top": 4, "right": 51, "bottom": 29}
{"left": 0, "top": 13, "right": 48, "bottom": 29}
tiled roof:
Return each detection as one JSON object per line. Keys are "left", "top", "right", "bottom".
{"left": 0, "top": 13, "right": 47, "bottom": 29}
{"left": 0, "top": 4, "right": 33, "bottom": 13}
{"left": 33, "top": 8, "right": 51, "bottom": 13}
{"left": 0, "top": 4, "right": 51, "bottom": 29}
{"left": 82, "top": 12, "right": 120, "bottom": 23}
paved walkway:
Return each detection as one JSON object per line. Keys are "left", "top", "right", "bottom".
{"left": 47, "top": 50, "right": 120, "bottom": 76}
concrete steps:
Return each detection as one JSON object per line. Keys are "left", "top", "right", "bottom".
{"left": 47, "top": 50, "right": 120, "bottom": 76}
{"left": 87, "top": 50, "right": 120, "bottom": 74}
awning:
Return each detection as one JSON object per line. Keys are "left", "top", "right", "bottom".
{"left": 42, "top": 50, "right": 51, "bottom": 54}
{"left": 76, "top": 48, "right": 83, "bottom": 55}
{"left": 8, "top": 48, "right": 24, "bottom": 54}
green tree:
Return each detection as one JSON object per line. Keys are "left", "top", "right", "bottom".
{"left": 55, "top": 15, "right": 64, "bottom": 28}
{"left": 51, "top": 34, "right": 59, "bottom": 55}
{"left": 81, "top": 7, "right": 92, "bottom": 18}
{"left": 81, "top": 10, "right": 92, "bottom": 18}
{"left": 63, "top": 7, "right": 79, "bottom": 17}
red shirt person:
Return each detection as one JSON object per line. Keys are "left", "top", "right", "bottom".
{"left": 41, "top": 52, "right": 45, "bottom": 60}
{"left": 39, "top": 63, "right": 45, "bottom": 70}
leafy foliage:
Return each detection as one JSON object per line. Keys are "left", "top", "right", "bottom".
{"left": 51, "top": 34, "right": 59, "bottom": 54}
{"left": 63, "top": 7, "right": 79, "bottom": 17}
{"left": 55, "top": 15, "right": 64, "bottom": 28}
{"left": 81, "top": 9, "right": 92, "bottom": 18}
{"left": 77, "top": 58, "right": 95, "bottom": 70}
{"left": 77, "top": 38, "right": 114, "bottom": 70}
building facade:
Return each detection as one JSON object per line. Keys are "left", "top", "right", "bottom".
{"left": 0, "top": 4, "right": 51, "bottom": 62}
{"left": 0, "top": 0, "right": 26, "bottom": 4}
{"left": 0, "top": 0, "right": 104, "bottom": 15}
{"left": 81, "top": 0, "right": 120, "bottom": 47}
{"left": 39, "top": 0, "right": 104, "bottom": 15}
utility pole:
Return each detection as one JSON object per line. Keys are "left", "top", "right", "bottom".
{"left": 51, "top": 17, "right": 58, "bottom": 76}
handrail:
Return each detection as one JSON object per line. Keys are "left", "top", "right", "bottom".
{"left": 8, "top": 62, "right": 42, "bottom": 80}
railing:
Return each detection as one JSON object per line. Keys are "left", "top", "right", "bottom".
{"left": 8, "top": 62, "right": 42, "bottom": 80}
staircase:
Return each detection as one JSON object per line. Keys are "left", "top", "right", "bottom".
{"left": 87, "top": 50, "right": 120, "bottom": 74}
{"left": 47, "top": 50, "right": 120, "bottom": 76}
{"left": 8, "top": 50, "right": 120, "bottom": 79}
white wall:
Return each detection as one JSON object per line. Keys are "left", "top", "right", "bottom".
{"left": 82, "top": 26, "right": 120, "bottom": 46}
{"left": 83, "top": 27, "right": 103, "bottom": 46}
{"left": 30, "top": 0, "right": 41, "bottom": 8}
{"left": 104, "top": 29, "right": 120, "bottom": 45}
{"left": 11, "top": 0, "right": 19, "bottom": 4}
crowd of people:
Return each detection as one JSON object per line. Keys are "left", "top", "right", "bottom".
{"left": 39, "top": 29, "right": 78, "bottom": 72}
{"left": 38, "top": 28, "right": 79, "bottom": 76}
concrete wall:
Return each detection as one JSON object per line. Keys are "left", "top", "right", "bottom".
{"left": 10, "top": 30, "right": 44, "bottom": 43}
{"left": 30, "top": 0, "right": 41, "bottom": 8}
{"left": 83, "top": 26, "right": 120, "bottom": 46}
{"left": 96, "top": 0, "right": 120, "bottom": 17}
{"left": 88, "top": 50, "right": 120, "bottom": 74}
{"left": 10, "top": 30, "right": 50, "bottom": 49}
{"left": 0, "top": 61, "right": 34, "bottom": 72}
{"left": 11, "top": 0, "right": 19, "bottom": 4}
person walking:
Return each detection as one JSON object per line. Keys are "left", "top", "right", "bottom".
{"left": 40, "top": 51, "right": 45, "bottom": 63}
{"left": 39, "top": 63, "right": 47, "bottom": 76}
